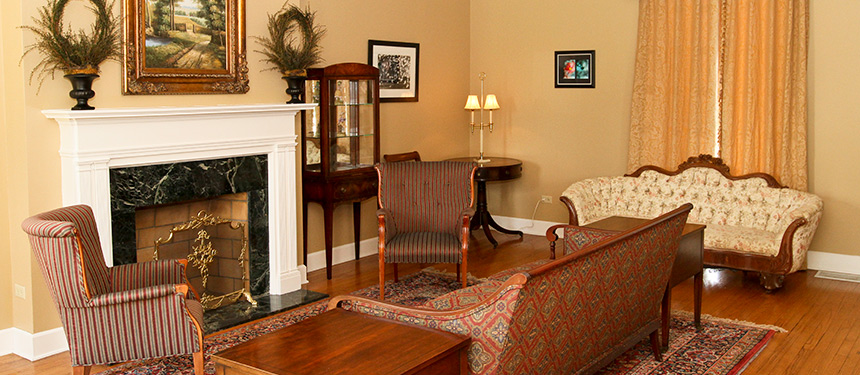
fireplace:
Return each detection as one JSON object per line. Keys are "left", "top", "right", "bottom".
{"left": 44, "top": 104, "right": 316, "bottom": 296}
{"left": 112, "top": 155, "right": 270, "bottom": 296}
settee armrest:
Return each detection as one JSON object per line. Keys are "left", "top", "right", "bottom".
{"left": 545, "top": 224, "right": 618, "bottom": 259}
{"left": 560, "top": 177, "right": 616, "bottom": 225}
{"left": 329, "top": 274, "right": 527, "bottom": 374}
{"left": 781, "top": 198, "right": 824, "bottom": 273}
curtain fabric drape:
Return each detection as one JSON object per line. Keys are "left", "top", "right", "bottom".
{"left": 628, "top": 0, "right": 810, "bottom": 191}
{"left": 720, "top": 0, "right": 809, "bottom": 190}
{"left": 627, "top": 0, "right": 721, "bottom": 171}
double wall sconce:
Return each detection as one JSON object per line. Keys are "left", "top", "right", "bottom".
{"left": 465, "top": 72, "right": 500, "bottom": 163}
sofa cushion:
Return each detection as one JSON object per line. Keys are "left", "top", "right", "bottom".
{"left": 384, "top": 232, "right": 463, "bottom": 263}
{"left": 704, "top": 224, "right": 781, "bottom": 257}
{"left": 423, "top": 279, "right": 506, "bottom": 310}
{"left": 484, "top": 259, "right": 553, "bottom": 282}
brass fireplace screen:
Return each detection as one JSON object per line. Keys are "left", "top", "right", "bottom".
{"left": 154, "top": 210, "right": 257, "bottom": 310}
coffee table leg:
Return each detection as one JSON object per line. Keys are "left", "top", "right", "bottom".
{"left": 661, "top": 285, "right": 671, "bottom": 350}
{"left": 694, "top": 270, "right": 703, "bottom": 330}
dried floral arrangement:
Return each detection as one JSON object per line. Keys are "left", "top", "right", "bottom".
{"left": 21, "top": 0, "right": 122, "bottom": 87}
{"left": 254, "top": 4, "right": 326, "bottom": 75}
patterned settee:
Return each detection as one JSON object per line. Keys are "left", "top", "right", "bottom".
{"left": 329, "top": 204, "right": 692, "bottom": 375}
{"left": 561, "top": 155, "right": 823, "bottom": 291}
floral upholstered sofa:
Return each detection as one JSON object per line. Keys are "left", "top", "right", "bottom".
{"left": 561, "top": 155, "right": 823, "bottom": 291}
{"left": 329, "top": 204, "right": 692, "bottom": 375}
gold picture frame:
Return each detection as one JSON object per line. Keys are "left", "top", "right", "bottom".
{"left": 123, "top": 0, "right": 249, "bottom": 95}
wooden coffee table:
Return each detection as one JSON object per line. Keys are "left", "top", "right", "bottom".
{"left": 585, "top": 216, "right": 704, "bottom": 348}
{"left": 212, "top": 308, "right": 470, "bottom": 374}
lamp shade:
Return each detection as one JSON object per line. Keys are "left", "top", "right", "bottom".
{"left": 464, "top": 95, "right": 481, "bottom": 110}
{"left": 483, "top": 94, "right": 500, "bottom": 110}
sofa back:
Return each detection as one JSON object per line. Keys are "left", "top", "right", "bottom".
{"left": 567, "top": 167, "right": 821, "bottom": 234}
{"left": 497, "top": 204, "right": 692, "bottom": 374}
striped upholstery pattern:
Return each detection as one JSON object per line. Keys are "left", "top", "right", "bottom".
{"left": 376, "top": 161, "right": 476, "bottom": 264}
{"left": 21, "top": 205, "right": 202, "bottom": 367}
{"left": 111, "top": 260, "right": 187, "bottom": 291}
{"left": 384, "top": 232, "right": 463, "bottom": 263}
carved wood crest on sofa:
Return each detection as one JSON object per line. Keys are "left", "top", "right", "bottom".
{"left": 561, "top": 155, "right": 824, "bottom": 291}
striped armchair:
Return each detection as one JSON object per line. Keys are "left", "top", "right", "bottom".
{"left": 21, "top": 205, "right": 204, "bottom": 375}
{"left": 375, "top": 161, "right": 477, "bottom": 299}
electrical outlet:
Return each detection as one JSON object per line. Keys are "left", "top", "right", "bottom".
{"left": 14, "top": 284, "right": 25, "bottom": 299}
{"left": 540, "top": 195, "right": 553, "bottom": 204}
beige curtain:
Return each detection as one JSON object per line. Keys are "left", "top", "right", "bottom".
{"left": 720, "top": 0, "right": 809, "bottom": 190}
{"left": 628, "top": 0, "right": 721, "bottom": 171}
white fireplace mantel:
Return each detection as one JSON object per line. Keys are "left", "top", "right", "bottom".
{"left": 43, "top": 104, "right": 316, "bottom": 295}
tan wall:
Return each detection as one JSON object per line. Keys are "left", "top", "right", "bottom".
{"left": 807, "top": 1, "right": 860, "bottom": 256}
{"left": 469, "top": 0, "right": 639, "bottom": 222}
{"left": 1, "top": 0, "right": 469, "bottom": 333}
{"left": 470, "top": 0, "right": 860, "bottom": 260}
{"left": 0, "top": 0, "right": 15, "bottom": 331}
{"left": 301, "top": 0, "right": 471, "bottom": 254}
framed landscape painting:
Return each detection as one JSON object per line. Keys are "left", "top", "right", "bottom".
{"left": 123, "top": 0, "right": 249, "bottom": 94}
{"left": 368, "top": 40, "right": 419, "bottom": 102}
{"left": 555, "top": 50, "right": 595, "bottom": 88}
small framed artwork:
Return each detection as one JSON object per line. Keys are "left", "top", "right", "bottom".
{"left": 555, "top": 50, "right": 595, "bottom": 88}
{"left": 123, "top": 0, "right": 249, "bottom": 95}
{"left": 368, "top": 40, "right": 419, "bottom": 102}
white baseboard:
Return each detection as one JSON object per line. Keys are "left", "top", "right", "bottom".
{"left": 493, "top": 217, "right": 860, "bottom": 276}
{"left": 304, "top": 238, "right": 378, "bottom": 277}
{"left": 0, "top": 328, "right": 10, "bottom": 357}
{"left": 492, "top": 215, "right": 564, "bottom": 237}
{"left": 300, "top": 218, "right": 561, "bottom": 281}
{"left": 807, "top": 251, "right": 860, "bottom": 275}
{"left": 0, "top": 327, "right": 68, "bottom": 361}
{"left": 298, "top": 217, "right": 860, "bottom": 278}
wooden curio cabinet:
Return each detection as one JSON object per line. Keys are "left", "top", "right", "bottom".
{"left": 300, "top": 63, "right": 380, "bottom": 279}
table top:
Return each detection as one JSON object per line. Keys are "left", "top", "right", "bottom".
{"left": 586, "top": 216, "right": 705, "bottom": 236}
{"left": 446, "top": 157, "right": 522, "bottom": 182}
{"left": 212, "top": 308, "right": 470, "bottom": 375}
{"left": 446, "top": 156, "right": 521, "bottom": 168}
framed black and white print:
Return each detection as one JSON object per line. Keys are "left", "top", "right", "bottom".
{"left": 368, "top": 40, "right": 420, "bottom": 102}
{"left": 555, "top": 50, "right": 595, "bottom": 88}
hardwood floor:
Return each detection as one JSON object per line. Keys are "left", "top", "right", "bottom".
{"left": 3, "top": 232, "right": 860, "bottom": 374}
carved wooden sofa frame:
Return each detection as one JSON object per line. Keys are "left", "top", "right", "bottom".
{"left": 561, "top": 154, "right": 823, "bottom": 291}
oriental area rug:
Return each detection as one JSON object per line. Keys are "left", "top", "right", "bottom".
{"left": 98, "top": 270, "right": 780, "bottom": 375}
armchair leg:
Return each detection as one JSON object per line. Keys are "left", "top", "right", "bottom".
{"left": 649, "top": 330, "right": 663, "bottom": 361}
{"left": 456, "top": 264, "right": 461, "bottom": 282}
{"left": 461, "top": 262, "right": 467, "bottom": 288}
{"left": 393, "top": 263, "right": 399, "bottom": 282}
{"left": 379, "top": 258, "right": 386, "bottom": 301}
{"left": 193, "top": 350, "right": 204, "bottom": 375}
{"left": 73, "top": 366, "right": 91, "bottom": 375}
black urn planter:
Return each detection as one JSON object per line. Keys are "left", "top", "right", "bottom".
{"left": 282, "top": 75, "right": 306, "bottom": 104}
{"left": 64, "top": 73, "right": 99, "bottom": 110}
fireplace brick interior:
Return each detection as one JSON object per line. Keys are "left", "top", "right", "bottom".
{"left": 135, "top": 193, "right": 251, "bottom": 299}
